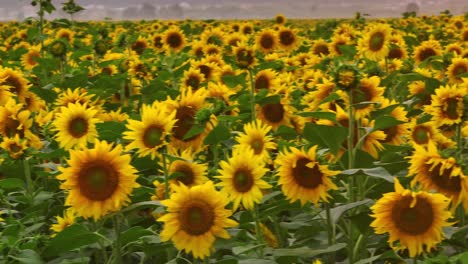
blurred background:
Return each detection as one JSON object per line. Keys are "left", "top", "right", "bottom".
{"left": 0, "top": 0, "right": 466, "bottom": 21}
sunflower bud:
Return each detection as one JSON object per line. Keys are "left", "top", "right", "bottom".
{"left": 94, "top": 39, "right": 109, "bottom": 56}
{"left": 335, "top": 64, "right": 359, "bottom": 90}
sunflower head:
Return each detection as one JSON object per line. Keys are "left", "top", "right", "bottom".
{"left": 370, "top": 178, "right": 453, "bottom": 257}
{"left": 335, "top": 64, "right": 360, "bottom": 90}
{"left": 234, "top": 45, "right": 255, "bottom": 69}
{"left": 49, "top": 40, "right": 67, "bottom": 58}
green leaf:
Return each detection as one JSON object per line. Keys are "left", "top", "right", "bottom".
{"left": 450, "top": 251, "right": 468, "bottom": 263}
{"left": 320, "top": 200, "right": 372, "bottom": 224}
{"left": 371, "top": 115, "right": 405, "bottom": 132}
{"left": 303, "top": 123, "right": 348, "bottom": 155}
{"left": 120, "top": 226, "right": 154, "bottom": 246}
{"left": 96, "top": 121, "right": 126, "bottom": 142}
{"left": 338, "top": 45, "right": 357, "bottom": 58}
{"left": 274, "top": 125, "right": 297, "bottom": 140}
{"left": 0, "top": 178, "right": 25, "bottom": 189}
{"left": 204, "top": 124, "right": 231, "bottom": 145}
{"left": 341, "top": 167, "right": 394, "bottom": 182}
{"left": 44, "top": 224, "right": 101, "bottom": 257}
{"left": 273, "top": 243, "right": 346, "bottom": 257}
{"left": 9, "top": 249, "right": 43, "bottom": 264}
{"left": 354, "top": 255, "right": 383, "bottom": 264}
{"left": 119, "top": 201, "right": 162, "bottom": 214}
{"left": 221, "top": 73, "right": 247, "bottom": 89}
{"left": 298, "top": 111, "right": 336, "bottom": 122}
{"left": 183, "top": 123, "right": 205, "bottom": 141}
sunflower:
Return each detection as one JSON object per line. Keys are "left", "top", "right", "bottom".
{"left": 358, "top": 23, "right": 391, "bottom": 61}
{"left": 277, "top": 27, "right": 298, "bottom": 51}
{"left": 311, "top": 39, "right": 330, "bottom": 57}
{"left": 123, "top": 103, "right": 176, "bottom": 160}
{"left": 50, "top": 209, "right": 76, "bottom": 237}
{"left": 190, "top": 41, "right": 205, "bottom": 58}
{"left": 275, "top": 146, "right": 339, "bottom": 206}
{"left": 192, "top": 60, "right": 219, "bottom": 81}
{"left": 407, "top": 119, "right": 455, "bottom": 148}
{"left": 0, "top": 67, "right": 31, "bottom": 100}
{"left": 254, "top": 69, "right": 279, "bottom": 92}
{"left": 241, "top": 23, "right": 254, "bottom": 35}
{"left": 158, "top": 181, "right": 238, "bottom": 259}
{"left": 233, "top": 44, "right": 255, "bottom": 69}
{"left": 163, "top": 27, "right": 186, "bottom": 52}
{"left": 377, "top": 99, "right": 409, "bottom": 146}
{"left": 54, "top": 88, "right": 98, "bottom": 110}
{"left": 413, "top": 40, "right": 442, "bottom": 64}
{"left": 408, "top": 141, "right": 468, "bottom": 211}
{"left": 216, "top": 146, "right": 271, "bottom": 210}
{"left": 20, "top": 46, "right": 41, "bottom": 71}
{"left": 169, "top": 88, "right": 212, "bottom": 152}
{"left": 181, "top": 68, "right": 205, "bottom": 91}
{"left": 370, "top": 178, "right": 453, "bottom": 257}
{"left": 446, "top": 57, "right": 468, "bottom": 84}
{"left": 234, "top": 120, "right": 276, "bottom": 163}
{"left": 131, "top": 36, "right": 149, "bottom": 55}
{"left": 275, "top": 14, "right": 286, "bottom": 25}
{"left": 166, "top": 149, "right": 208, "bottom": 188}
{"left": 57, "top": 140, "right": 140, "bottom": 220}
{"left": 345, "top": 76, "right": 385, "bottom": 119}
{"left": 256, "top": 95, "right": 292, "bottom": 130}
{"left": 52, "top": 103, "right": 100, "bottom": 150}
{"left": 0, "top": 134, "right": 28, "bottom": 159}
{"left": 256, "top": 29, "right": 278, "bottom": 53}
{"left": 445, "top": 43, "right": 463, "bottom": 56}
{"left": 151, "top": 33, "right": 165, "bottom": 52}
{"left": 424, "top": 84, "right": 464, "bottom": 126}
{"left": 330, "top": 35, "right": 352, "bottom": 57}
{"left": 0, "top": 82, "right": 14, "bottom": 106}
{"left": 201, "top": 27, "right": 225, "bottom": 46}
{"left": 56, "top": 28, "right": 75, "bottom": 43}
{"left": 301, "top": 77, "right": 336, "bottom": 111}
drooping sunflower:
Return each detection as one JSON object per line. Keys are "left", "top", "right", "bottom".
{"left": 158, "top": 181, "right": 238, "bottom": 259}
{"left": 50, "top": 209, "right": 76, "bottom": 237}
{"left": 424, "top": 84, "right": 464, "bottom": 126}
{"left": 301, "top": 77, "right": 336, "bottom": 112}
{"left": 216, "top": 147, "right": 271, "bottom": 211}
{"left": 163, "top": 27, "right": 186, "bottom": 52}
{"left": 370, "top": 178, "right": 453, "bottom": 257}
{"left": 358, "top": 23, "right": 391, "bottom": 61}
{"left": 123, "top": 103, "right": 176, "bottom": 160}
{"left": 234, "top": 120, "right": 277, "bottom": 163}
{"left": 52, "top": 103, "right": 100, "bottom": 150}
{"left": 413, "top": 40, "right": 442, "bottom": 64}
{"left": 408, "top": 141, "right": 468, "bottom": 211}
{"left": 256, "top": 29, "right": 278, "bottom": 53}
{"left": 446, "top": 57, "right": 468, "bottom": 84}
{"left": 165, "top": 149, "right": 208, "bottom": 188}
{"left": 57, "top": 140, "right": 140, "bottom": 220}
{"left": 275, "top": 146, "right": 340, "bottom": 206}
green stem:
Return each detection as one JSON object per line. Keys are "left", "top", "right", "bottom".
{"left": 23, "top": 158, "right": 33, "bottom": 198}
{"left": 112, "top": 215, "right": 122, "bottom": 264}
{"left": 347, "top": 89, "right": 356, "bottom": 263}
{"left": 352, "top": 234, "right": 364, "bottom": 261}
{"left": 325, "top": 203, "right": 336, "bottom": 264}
{"left": 248, "top": 69, "right": 256, "bottom": 121}
{"left": 253, "top": 204, "right": 264, "bottom": 257}
{"left": 162, "top": 151, "right": 170, "bottom": 199}
{"left": 269, "top": 216, "right": 283, "bottom": 248}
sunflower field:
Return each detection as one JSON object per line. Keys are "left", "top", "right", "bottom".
{"left": 0, "top": 2, "right": 467, "bottom": 263}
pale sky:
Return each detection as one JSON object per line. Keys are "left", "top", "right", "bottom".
{"left": 0, "top": 0, "right": 466, "bottom": 20}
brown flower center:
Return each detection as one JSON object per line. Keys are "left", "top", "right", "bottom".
{"left": 78, "top": 163, "right": 119, "bottom": 201}
{"left": 261, "top": 103, "right": 285, "bottom": 123}
{"left": 388, "top": 47, "right": 403, "bottom": 59}
{"left": 279, "top": 30, "right": 295, "bottom": 46}
{"left": 417, "top": 48, "right": 436, "bottom": 62}
{"left": 233, "top": 168, "right": 254, "bottom": 193}
{"left": 391, "top": 196, "right": 434, "bottom": 235}
{"left": 172, "top": 162, "right": 195, "bottom": 186}
{"left": 166, "top": 32, "right": 183, "bottom": 49}
{"left": 260, "top": 34, "right": 274, "bottom": 50}
{"left": 255, "top": 75, "right": 270, "bottom": 90}
{"left": 292, "top": 158, "right": 323, "bottom": 189}
{"left": 444, "top": 98, "right": 460, "bottom": 120}
{"left": 143, "top": 125, "right": 163, "bottom": 148}
{"left": 68, "top": 117, "right": 89, "bottom": 138}
{"left": 369, "top": 32, "right": 385, "bottom": 52}
{"left": 313, "top": 44, "right": 329, "bottom": 56}
{"left": 250, "top": 137, "right": 264, "bottom": 155}
{"left": 179, "top": 200, "right": 214, "bottom": 235}
{"left": 428, "top": 163, "right": 462, "bottom": 194}
{"left": 186, "top": 75, "right": 201, "bottom": 90}
{"left": 173, "top": 106, "right": 197, "bottom": 141}
{"left": 412, "top": 126, "right": 430, "bottom": 144}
